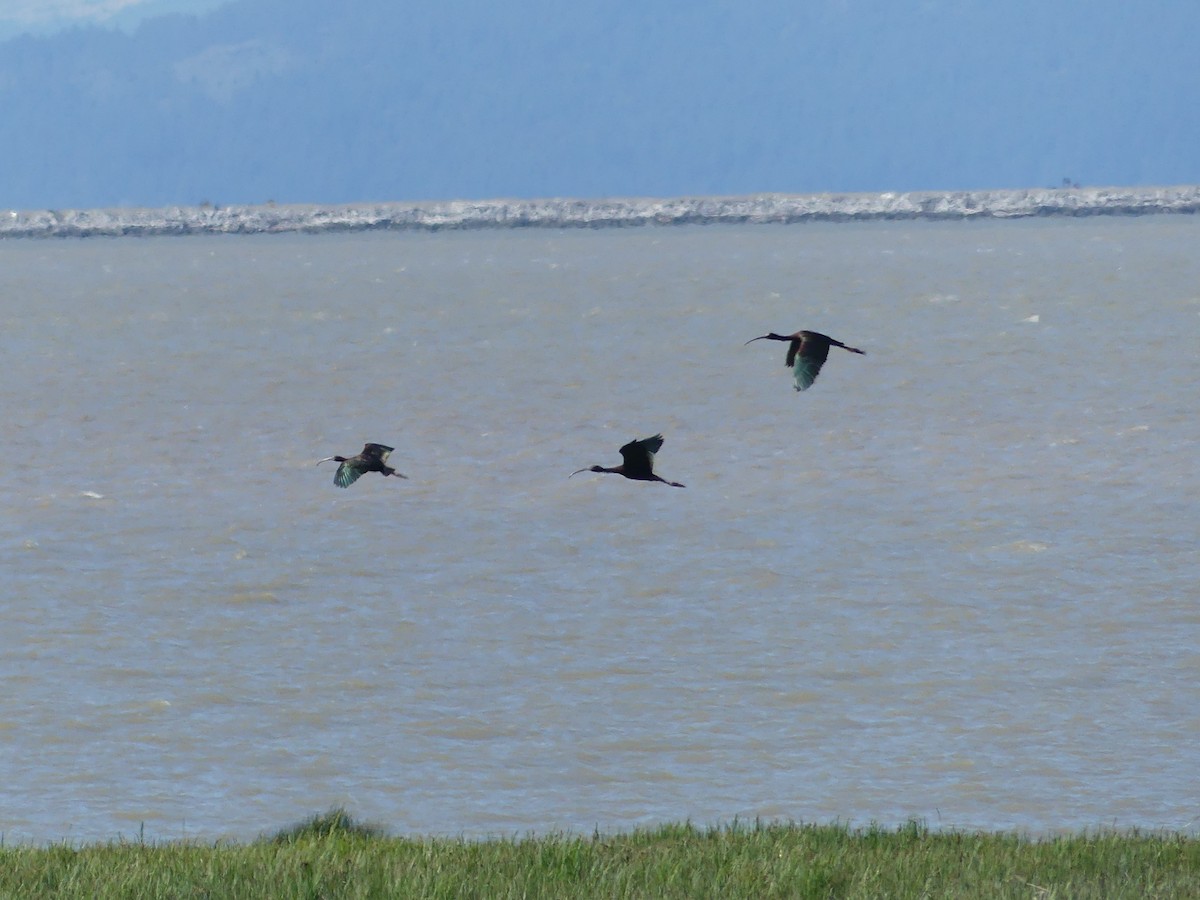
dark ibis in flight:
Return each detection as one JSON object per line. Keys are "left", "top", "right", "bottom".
{"left": 570, "top": 434, "right": 685, "bottom": 487}
{"left": 316, "top": 442, "right": 407, "bottom": 488}
{"left": 745, "top": 329, "right": 865, "bottom": 391}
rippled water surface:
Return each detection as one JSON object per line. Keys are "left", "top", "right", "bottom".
{"left": 2, "top": 217, "right": 1198, "bottom": 843}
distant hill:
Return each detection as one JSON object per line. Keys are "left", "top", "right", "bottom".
{"left": 1, "top": 0, "right": 1197, "bottom": 209}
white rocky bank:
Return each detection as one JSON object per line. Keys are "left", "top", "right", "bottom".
{"left": 3, "top": 185, "right": 1198, "bottom": 237}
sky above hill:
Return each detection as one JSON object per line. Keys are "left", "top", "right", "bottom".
{"left": 1, "top": 0, "right": 1197, "bottom": 209}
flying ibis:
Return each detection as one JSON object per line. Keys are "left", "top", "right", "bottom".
{"left": 571, "top": 434, "right": 685, "bottom": 487}
{"left": 745, "top": 329, "right": 865, "bottom": 391}
{"left": 316, "top": 443, "right": 407, "bottom": 488}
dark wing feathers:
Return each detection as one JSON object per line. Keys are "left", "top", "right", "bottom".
{"left": 361, "top": 443, "right": 394, "bottom": 463}
{"left": 619, "top": 434, "right": 664, "bottom": 479}
{"left": 785, "top": 339, "right": 800, "bottom": 368}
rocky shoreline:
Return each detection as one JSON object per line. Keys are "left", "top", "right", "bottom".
{"left": 3, "top": 185, "right": 1198, "bottom": 238}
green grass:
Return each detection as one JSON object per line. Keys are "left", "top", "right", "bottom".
{"left": 2, "top": 811, "right": 1198, "bottom": 898}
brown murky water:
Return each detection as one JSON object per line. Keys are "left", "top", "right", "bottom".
{"left": 2, "top": 217, "right": 1198, "bottom": 842}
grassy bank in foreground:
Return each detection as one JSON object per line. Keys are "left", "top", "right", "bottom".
{"left": 2, "top": 811, "right": 1197, "bottom": 899}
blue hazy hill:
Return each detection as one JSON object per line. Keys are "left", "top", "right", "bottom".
{"left": 1, "top": 0, "right": 1197, "bottom": 209}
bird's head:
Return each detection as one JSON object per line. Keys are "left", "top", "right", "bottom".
{"left": 744, "top": 333, "right": 784, "bottom": 345}
{"left": 316, "top": 456, "right": 346, "bottom": 466}
{"left": 569, "top": 465, "right": 603, "bottom": 477}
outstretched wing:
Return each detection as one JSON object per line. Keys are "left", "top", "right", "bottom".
{"left": 792, "top": 355, "right": 827, "bottom": 391}
{"left": 334, "top": 461, "right": 363, "bottom": 488}
{"left": 620, "top": 434, "right": 663, "bottom": 479}
{"left": 792, "top": 333, "right": 833, "bottom": 391}
{"left": 361, "top": 443, "right": 394, "bottom": 463}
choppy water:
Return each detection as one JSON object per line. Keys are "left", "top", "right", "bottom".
{"left": 2, "top": 217, "right": 1198, "bottom": 844}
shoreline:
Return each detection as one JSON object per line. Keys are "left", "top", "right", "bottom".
{"left": 6, "top": 810, "right": 1199, "bottom": 849}
{"left": 3, "top": 184, "right": 1199, "bottom": 238}
{"left": 2, "top": 815, "right": 1197, "bottom": 897}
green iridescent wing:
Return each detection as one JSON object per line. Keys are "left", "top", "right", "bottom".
{"left": 792, "top": 355, "right": 825, "bottom": 391}
{"left": 334, "top": 462, "right": 364, "bottom": 488}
